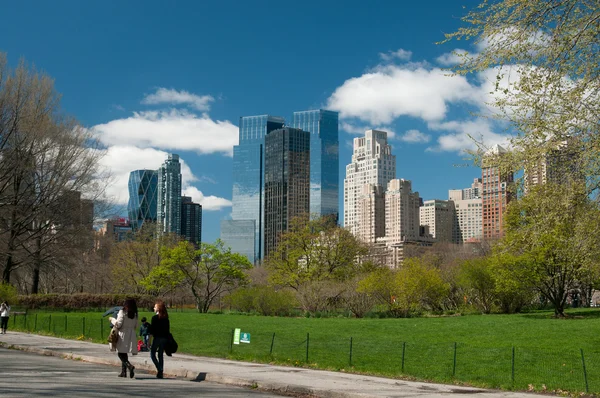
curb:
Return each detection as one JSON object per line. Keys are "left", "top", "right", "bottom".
{"left": 0, "top": 341, "right": 375, "bottom": 398}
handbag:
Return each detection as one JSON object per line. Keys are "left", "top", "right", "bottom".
{"left": 165, "top": 332, "right": 178, "bottom": 356}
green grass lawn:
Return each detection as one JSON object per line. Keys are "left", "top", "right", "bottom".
{"left": 9, "top": 308, "right": 600, "bottom": 395}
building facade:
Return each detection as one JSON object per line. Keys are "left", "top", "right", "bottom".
{"left": 181, "top": 196, "right": 202, "bottom": 246}
{"left": 230, "top": 115, "right": 285, "bottom": 263}
{"left": 482, "top": 145, "right": 513, "bottom": 240}
{"left": 127, "top": 169, "right": 158, "bottom": 231}
{"left": 157, "top": 154, "right": 182, "bottom": 235}
{"left": 452, "top": 198, "right": 483, "bottom": 243}
{"left": 344, "top": 130, "right": 396, "bottom": 237}
{"left": 384, "top": 179, "right": 421, "bottom": 244}
{"left": 220, "top": 220, "right": 256, "bottom": 264}
{"left": 264, "top": 127, "right": 310, "bottom": 258}
{"left": 292, "top": 110, "right": 339, "bottom": 221}
{"left": 420, "top": 199, "right": 455, "bottom": 243}
{"left": 356, "top": 184, "right": 385, "bottom": 243}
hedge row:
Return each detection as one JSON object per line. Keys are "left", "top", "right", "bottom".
{"left": 17, "top": 293, "right": 157, "bottom": 310}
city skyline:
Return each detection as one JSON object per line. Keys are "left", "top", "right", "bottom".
{"left": 0, "top": 0, "right": 511, "bottom": 244}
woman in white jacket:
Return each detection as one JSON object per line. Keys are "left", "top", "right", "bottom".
{"left": 109, "top": 298, "right": 138, "bottom": 378}
{"left": 0, "top": 301, "right": 9, "bottom": 334}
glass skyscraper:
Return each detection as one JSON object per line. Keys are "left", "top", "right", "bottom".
{"left": 220, "top": 219, "right": 256, "bottom": 264}
{"left": 264, "top": 127, "right": 310, "bottom": 258}
{"left": 157, "top": 154, "right": 182, "bottom": 235}
{"left": 181, "top": 196, "right": 202, "bottom": 245}
{"left": 127, "top": 169, "right": 158, "bottom": 231}
{"left": 292, "top": 110, "right": 339, "bottom": 221}
{"left": 229, "top": 115, "right": 284, "bottom": 262}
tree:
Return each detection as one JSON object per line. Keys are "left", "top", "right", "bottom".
{"left": 154, "top": 240, "right": 251, "bottom": 313}
{"left": 498, "top": 182, "right": 600, "bottom": 316}
{"left": 265, "top": 215, "right": 368, "bottom": 291}
{"left": 458, "top": 258, "right": 497, "bottom": 314}
{"left": 0, "top": 53, "right": 109, "bottom": 285}
{"left": 444, "top": 0, "right": 600, "bottom": 188}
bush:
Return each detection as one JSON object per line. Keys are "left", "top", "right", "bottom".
{"left": 17, "top": 293, "right": 156, "bottom": 310}
{"left": 224, "top": 286, "right": 298, "bottom": 316}
{"left": 0, "top": 283, "right": 18, "bottom": 305}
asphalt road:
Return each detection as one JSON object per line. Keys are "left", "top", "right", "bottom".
{"left": 0, "top": 347, "right": 285, "bottom": 398}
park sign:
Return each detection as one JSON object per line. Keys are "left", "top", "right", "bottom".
{"left": 233, "top": 328, "right": 251, "bottom": 344}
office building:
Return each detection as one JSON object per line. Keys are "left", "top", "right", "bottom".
{"left": 229, "top": 115, "right": 285, "bottom": 262}
{"left": 264, "top": 127, "right": 310, "bottom": 258}
{"left": 452, "top": 198, "right": 483, "bottom": 243}
{"left": 157, "top": 154, "right": 182, "bottom": 235}
{"left": 344, "top": 130, "right": 396, "bottom": 237}
{"left": 220, "top": 220, "right": 256, "bottom": 264}
{"left": 181, "top": 196, "right": 202, "bottom": 246}
{"left": 420, "top": 199, "right": 455, "bottom": 243}
{"left": 292, "top": 110, "right": 339, "bottom": 221}
{"left": 482, "top": 145, "right": 513, "bottom": 239}
{"left": 127, "top": 169, "right": 158, "bottom": 231}
{"left": 356, "top": 184, "right": 385, "bottom": 243}
{"left": 385, "top": 179, "right": 421, "bottom": 244}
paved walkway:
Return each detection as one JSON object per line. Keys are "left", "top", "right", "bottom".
{"left": 1, "top": 332, "right": 544, "bottom": 398}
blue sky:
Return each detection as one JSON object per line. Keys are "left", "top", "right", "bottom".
{"left": 0, "top": 0, "right": 511, "bottom": 243}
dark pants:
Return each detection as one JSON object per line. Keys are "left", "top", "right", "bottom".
{"left": 1, "top": 316, "right": 8, "bottom": 332}
{"left": 151, "top": 337, "right": 167, "bottom": 373}
{"left": 117, "top": 352, "right": 129, "bottom": 364}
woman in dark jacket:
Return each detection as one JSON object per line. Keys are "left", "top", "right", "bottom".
{"left": 150, "top": 300, "right": 170, "bottom": 379}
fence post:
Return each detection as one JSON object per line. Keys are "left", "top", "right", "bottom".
{"left": 101, "top": 319, "right": 104, "bottom": 341}
{"left": 49, "top": 314, "right": 52, "bottom": 332}
{"left": 64, "top": 316, "right": 68, "bottom": 335}
{"left": 306, "top": 333, "right": 310, "bottom": 363}
{"left": 511, "top": 346, "right": 515, "bottom": 384}
{"left": 82, "top": 317, "right": 85, "bottom": 337}
{"left": 34, "top": 314, "right": 38, "bottom": 331}
{"left": 349, "top": 337, "right": 353, "bottom": 366}
{"left": 269, "top": 333, "right": 275, "bottom": 355}
{"left": 401, "top": 342, "right": 406, "bottom": 372}
{"left": 24, "top": 314, "right": 27, "bottom": 331}
{"left": 229, "top": 329, "right": 234, "bottom": 353}
{"left": 581, "top": 349, "right": 589, "bottom": 393}
{"left": 453, "top": 342, "right": 457, "bottom": 377}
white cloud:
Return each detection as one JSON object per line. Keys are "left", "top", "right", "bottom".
{"left": 142, "top": 88, "right": 214, "bottom": 111}
{"left": 326, "top": 64, "right": 478, "bottom": 125}
{"left": 435, "top": 49, "right": 473, "bottom": 66}
{"left": 379, "top": 49, "right": 413, "bottom": 62}
{"left": 92, "top": 109, "right": 238, "bottom": 156}
{"left": 340, "top": 122, "right": 395, "bottom": 139}
{"left": 99, "top": 145, "right": 231, "bottom": 211}
{"left": 182, "top": 186, "right": 232, "bottom": 211}
{"left": 427, "top": 119, "right": 511, "bottom": 153}
{"left": 399, "top": 129, "right": 431, "bottom": 143}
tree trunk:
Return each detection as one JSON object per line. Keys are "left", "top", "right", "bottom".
{"left": 31, "top": 236, "right": 42, "bottom": 294}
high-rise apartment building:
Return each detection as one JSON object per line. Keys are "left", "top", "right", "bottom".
{"left": 228, "top": 115, "right": 285, "bottom": 262}
{"left": 292, "top": 110, "right": 339, "bottom": 221}
{"left": 482, "top": 145, "right": 513, "bottom": 239}
{"left": 127, "top": 169, "right": 158, "bottom": 231}
{"left": 385, "top": 179, "right": 421, "bottom": 244}
{"left": 264, "top": 127, "right": 310, "bottom": 258}
{"left": 181, "top": 196, "right": 202, "bottom": 246}
{"left": 420, "top": 199, "right": 455, "bottom": 243}
{"left": 449, "top": 178, "right": 482, "bottom": 201}
{"left": 157, "top": 154, "right": 182, "bottom": 235}
{"left": 356, "top": 184, "right": 385, "bottom": 243}
{"left": 524, "top": 140, "right": 582, "bottom": 191}
{"left": 344, "top": 130, "right": 396, "bottom": 237}
{"left": 452, "top": 198, "right": 483, "bottom": 243}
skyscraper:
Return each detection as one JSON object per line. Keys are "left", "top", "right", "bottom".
{"left": 419, "top": 199, "right": 455, "bottom": 243}
{"left": 181, "top": 196, "right": 202, "bottom": 245}
{"left": 264, "top": 127, "right": 310, "bottom": 258}
{"left": 344, "top": 130, "right": 396, "bottom": 237}
{"left": 482, "top": 145, "right": 513, "bottom": 240}
{"left": 220, "top": 220, "right": 255, "bottom": 264}
{"left": 127, "top": 169, "right": 158, "bottom": 231}
{"left": 228, "top": 115, "right": 285, "bottom": 263}
{"left": 385, "top": 179, "right": 421, "bottom": 244}
{"left": 157, "top": 154, "right": 182, "bottom": 235}
{"left": 292, "top": 110, "right": 339, "bottom": 221}
{"left": 356, "top": 184, "right": 385, "bottom": 243}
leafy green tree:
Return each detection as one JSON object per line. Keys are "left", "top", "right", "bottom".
{"left": 154, "top": 240, "right": 251, "bottom": 313}
{"left": 498, "top": 182, "right": 600, "bottom": 316}
{"left": 265, "top": 215, "right": 368, "bottom": 291}
{"left": 444, "top": 0, "right": 600, "bottom": 188}
{"left": 458, "top": 258, "right": 497, "bottom": 314}
{"left": 488, "top": 251, "right": 537, "bottom": 313}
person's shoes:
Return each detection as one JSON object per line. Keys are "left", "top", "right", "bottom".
{"left": 119, "top": 363, "right": 127, "bottom": 377}
{"left": 156, "top": 371, "right": 163, "bottom": 379}
{"left": 118, "top": 371, "right": 127, "bottom": 377}
{"left": 127, "top": 363, "right": 135, "bottom": 378}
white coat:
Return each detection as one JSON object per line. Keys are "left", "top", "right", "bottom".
{"left": 109, "top": 309, "right": 138, "bottom": 354}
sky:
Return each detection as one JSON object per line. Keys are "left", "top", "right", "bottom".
{"left": 0, "top": 0, "right": 512, "bottom": 243}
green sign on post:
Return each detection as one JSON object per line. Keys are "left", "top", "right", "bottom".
{"left": 233, "top": 328, "right": 241, "bottom": 345}
{"left": 240, "top": 332, "right": 251, "bottom": 344}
